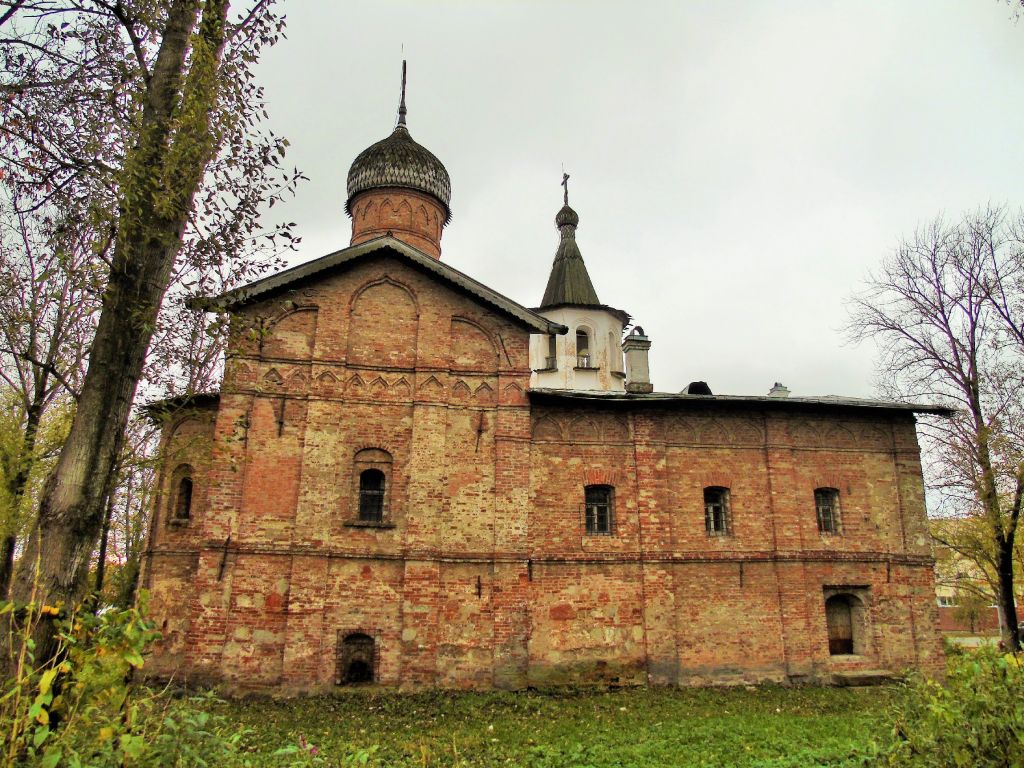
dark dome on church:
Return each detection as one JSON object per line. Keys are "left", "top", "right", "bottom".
{"left": 346, "top": 125, "right": 452, "bottom": 223}
{"left": 555, "top": 204, "right": 579, "bottom": 228}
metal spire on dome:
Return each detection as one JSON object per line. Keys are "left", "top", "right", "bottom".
{"left": 540, "top": 172, "right": 599, "bottom": 308}
{"left": 397, "top": 59, "right": 408, "bottom": 127}
{"left": 346, "top": 59, "right": 452, "bottom": 223}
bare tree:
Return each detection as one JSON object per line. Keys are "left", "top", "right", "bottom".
{"left": 0, "top": 198, "right": 98, "bottom": 596}
{"left": 848, "top": 206, "right": 1024, "bottom": 649}
{"left": 1, "top": 0, "right": 298, "bottom": 664}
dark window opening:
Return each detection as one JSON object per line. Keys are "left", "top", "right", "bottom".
{"left": 545, "top": 334, "right": 558, "bottom": 369}
{"left": 585, "top": 485, "right": 613, "bottom": 535}
{"left": 358, "top": 469, "right": 385, "bottom": 522}
{"left": 174, "top": 477, "right": 193, "bottom": 520}
{"left": 704, "top": 486, "right": 730, "bottom": 536}
{"left": 815, "top": 488, "right": 841, "bottom": 534}
{"left": 337, "top": 633, "right": 375, "bottom": 685}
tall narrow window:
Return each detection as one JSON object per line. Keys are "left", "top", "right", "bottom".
{"left": 546, "top": 334, "right": 557, "bottom": 369}
{"left": 584, "top": 485, "right": 613, "bottom": 535}
{"left": 358, "top": 469, "right": 385, "bottom": 522}
{"left": 174, "top": 476, "right": 193, "bottom": 520}
{"left": 350, "top": 448, "right": 393, "bottom": 526}
{"left": 815, "top": 488, "right": 841, "bottom": 534}
{"left": 704, "top": 487, "right": 730, "bottom": 536}
{"left": 576, "top": 329, "right": 590, "bottom": 368}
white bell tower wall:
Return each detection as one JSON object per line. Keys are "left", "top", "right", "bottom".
{"left": 529, "top": 306, "right": 626, "bottom": 392}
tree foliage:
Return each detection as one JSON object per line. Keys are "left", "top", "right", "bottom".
{"left": 848, "top": 206, "right": 1024, "bottom": 648}
{"left": 0, "top": 0, "right": 301, "bottom": 666}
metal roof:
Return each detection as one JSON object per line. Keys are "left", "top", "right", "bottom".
{"left": 540, "top": 205, "right": 601, "bottom": 308}
{"left": 528, "top": 388, "right": 955, "bottom": 416}
{"left": 345, "top": 125, "right": 452, "bottom": 223}
{"left": 191, "top": 236, "right": 567, "bottom": 335}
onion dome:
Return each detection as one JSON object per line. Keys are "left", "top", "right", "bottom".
{"left": 540, "top": 174, "right": 600, "bottom": 307}
{"left": 554, "top": 203, "right": 579, "bottom": 228}
{"left": 345, "top": 62, "right": 452, "bottom": 223}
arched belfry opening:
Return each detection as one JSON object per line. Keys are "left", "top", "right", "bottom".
{"left": 337, "top": 632, "right": 376, "bottom": 684}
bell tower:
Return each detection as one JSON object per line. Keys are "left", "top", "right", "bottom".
{"left": 530, "top": 175, "right": 633, "bottom": 392}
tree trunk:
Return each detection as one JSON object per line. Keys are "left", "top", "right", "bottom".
{"left": 93, "top": 491, "right": 116, "bottom": 601}
{"left": 0, "top": 535, "right": 15, "bottom": 600}
{"left": 998, "top": 542, "right": 1020, "bottom": 650}
{"left": 116, "top": 555, "right": 141, "bottom": 611}
{"left": 0, "top": 398, "right": 43, "bottom": 598}
{"left": 5, "top": 0, "right": 230, "bottom": 666}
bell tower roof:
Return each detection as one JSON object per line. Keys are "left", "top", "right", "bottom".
{"left": 539, "top": 173, "right": 600, "bottom": 308}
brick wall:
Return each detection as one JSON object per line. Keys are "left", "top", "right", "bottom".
{"left": 142, "top": 251, "right": 942, "bottom": 692}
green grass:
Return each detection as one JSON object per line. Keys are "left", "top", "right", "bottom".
{"left": 215, "top": 684, "right": 896, "bottom": 767}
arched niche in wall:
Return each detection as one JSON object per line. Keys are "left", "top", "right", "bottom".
{"left": 450, "top": 317, "right": 498, "bottom": 373}
{"left": 261, "top": 306, "right": 318, "bottom": 361}
{"left": 824, "top": 588, "right": 871, "bottom": 657}
{"left": 379, "top": 197, "right": 413, "bottom": 229}
{"left": 347, "top": 277, "right": 419, "bottom": 369}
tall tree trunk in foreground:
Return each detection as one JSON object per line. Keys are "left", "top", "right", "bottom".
{"left": 8, "top": 0, "right": 230, "bottom": 664}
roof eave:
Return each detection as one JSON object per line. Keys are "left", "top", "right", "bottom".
{"left": 140, "top": 392, "right": 221, "bottom": 421}
{"left": 188, "top": 236, "right": 565, "bottom": 335}
{"left": 532, "top": 302, "right": 632, "bottom": 326}
{"left": 527, "top": 388, "right": 956, "bottom": 416}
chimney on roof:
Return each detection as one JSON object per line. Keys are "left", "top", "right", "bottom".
{"left": 768, "top": 382, "right": 790, "bottom": 398}
{"left": 622, "top": 326, "right": 653, "bottom": 394}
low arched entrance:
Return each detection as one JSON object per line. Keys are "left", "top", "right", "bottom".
{"left": 337, "top": 632, "right": 375, "bottom": 684}
{"left": 825, "top": 594, "right": 856, "bottom": 655}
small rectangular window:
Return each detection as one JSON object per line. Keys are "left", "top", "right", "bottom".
{"left": 704, "top": 487, "right": 730, "bottom": 536}
{"left": 815, "top": 488, "right": 841, "bottom": 534}
{"left": 584, "top": 485, "right": 613, "bottom": 535}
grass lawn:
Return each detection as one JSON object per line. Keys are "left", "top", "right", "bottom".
{"left": 216, "top": 684, "right": 896, "bottom": 767}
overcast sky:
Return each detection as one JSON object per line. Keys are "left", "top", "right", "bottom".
{"left": 252, "top": 1, "right": 1023, "bottom": 399}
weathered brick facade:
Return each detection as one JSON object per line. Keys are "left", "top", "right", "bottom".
{"left": 140, "top": 94, "right": 942, "bottom": 691}
{"left": 140, "top": 240, "right": 942, "bottom": 692}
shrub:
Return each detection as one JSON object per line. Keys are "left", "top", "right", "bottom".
{"left": 941, "top": 637, "right": 968, "bottom": 658}
{"left": 878, "top": 646, "right": 1024, "bottom": 767}
{"left": 1, "top": 594, "right": 243, "bottom": 767}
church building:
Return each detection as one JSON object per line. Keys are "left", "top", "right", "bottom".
{"left": 141, "top": 72, "right": 945, "bottom": 692}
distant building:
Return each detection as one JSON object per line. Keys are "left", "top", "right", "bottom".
{"left": 931, "top": 519, "right": 1007, "bottom": 637}
{"left": 140, "top": 72, "right": 947, "bottom": 692}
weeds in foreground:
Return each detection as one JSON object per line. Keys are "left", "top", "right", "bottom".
{"left": 879, "top": 647, "right": 1024, "bottom": 767}
{"left": 5, "top": 598, "right": 1020, "bottom": 767}
{"left": 1, "top": 594, "right": 240, "bottom": 767}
